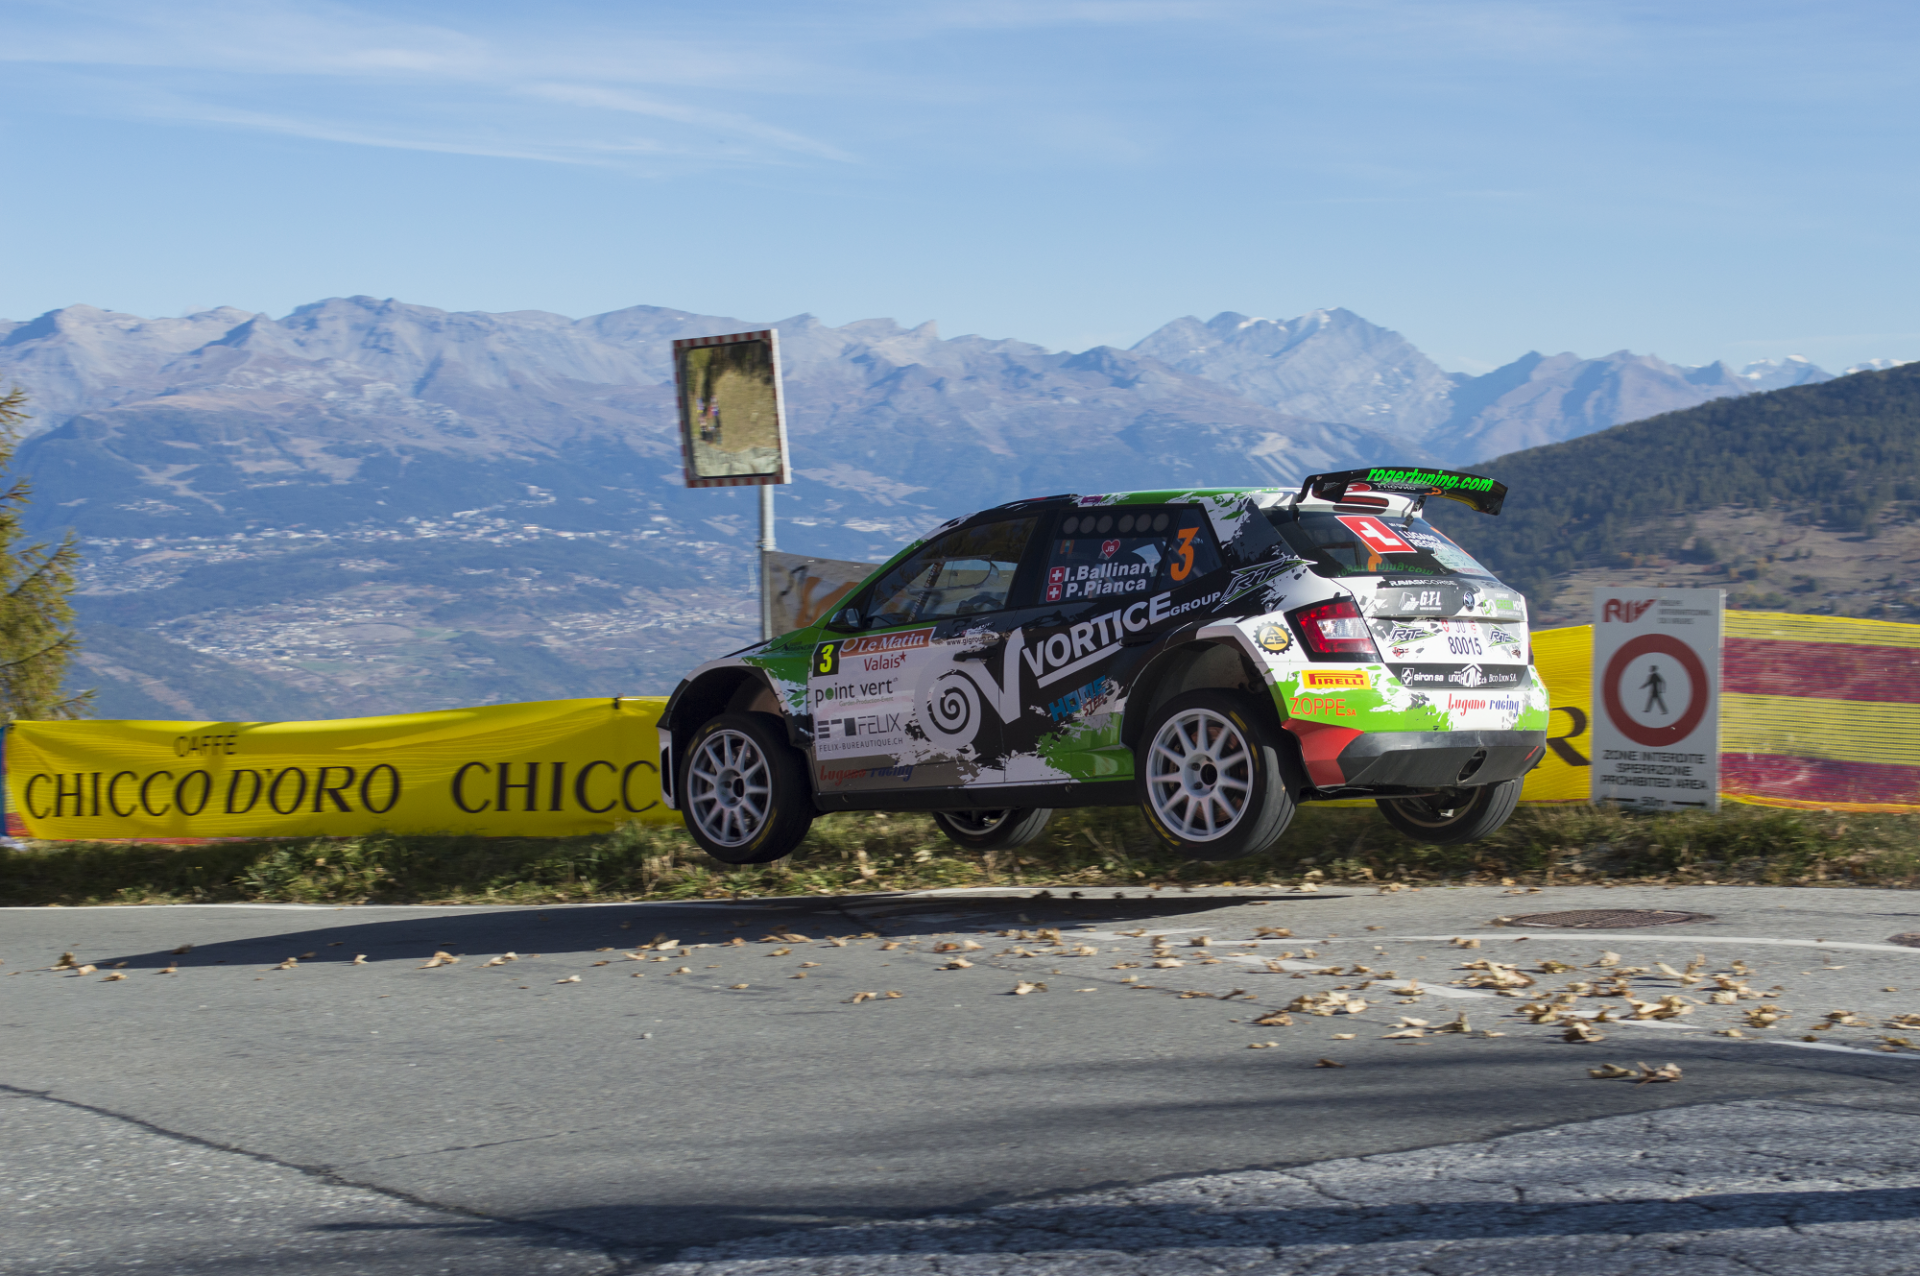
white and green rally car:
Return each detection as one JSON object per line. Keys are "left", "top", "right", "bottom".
{"left": 659, "top": 467, "right": 1549, "bottom": 863}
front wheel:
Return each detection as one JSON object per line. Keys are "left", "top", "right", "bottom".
{"left": 930, "top": 808, "right": 1054, "bottom": 851}
{"left": 680, "top": 712, "right": 814, "bottom": 864}
{"left": 1138, "top": 690, "right": 1296, "bottom": 861}
{"left": 1376, "top": 778, "right": 1521, "bottom": 845}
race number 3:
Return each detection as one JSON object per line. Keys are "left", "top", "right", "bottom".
{"left": 1169, "top": 526, "right": 1198, "bottom": 581}
{"left": 812, "top": 642, "right": 841, "bottom": 677}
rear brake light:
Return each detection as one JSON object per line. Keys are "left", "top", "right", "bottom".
{"left": 1288, "top": 598, "right": 1378, "bottom": 659}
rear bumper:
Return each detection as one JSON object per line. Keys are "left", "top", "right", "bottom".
{"left": 1283, "top": 724, "right": 1547, "bottom": 791}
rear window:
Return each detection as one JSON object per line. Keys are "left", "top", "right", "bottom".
{"left": 1045, "top": 505, "right": 1221, "bottom": 603}
{"left": 1267, "top": 510, "right": 1495, "bottom": 580}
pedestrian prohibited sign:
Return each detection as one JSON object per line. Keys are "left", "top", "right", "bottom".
{"left": 1590, "top": 589, "right": 1723, "bottom": 811}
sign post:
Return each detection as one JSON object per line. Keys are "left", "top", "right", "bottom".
{"left": 672, "top": 330, "right": 791, "bottom": 640}
{"left": 1590, "top": 588, "right": 1724, "bottom": 810}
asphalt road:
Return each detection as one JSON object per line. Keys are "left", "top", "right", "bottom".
{"left": 6, "top": 882, "right": 1920, "bottom": 1272}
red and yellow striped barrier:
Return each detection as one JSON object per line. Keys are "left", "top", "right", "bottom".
{"left": 1721, "top": 612, "right": 1920, "bottom": 812}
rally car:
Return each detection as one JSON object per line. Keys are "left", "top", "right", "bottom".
{"left": 658, "top": 467, "right": 1549, "bottom": 864}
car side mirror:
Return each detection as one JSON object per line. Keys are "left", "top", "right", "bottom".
{"left": 829, "top": 606, "right": 863, "bottom": 631}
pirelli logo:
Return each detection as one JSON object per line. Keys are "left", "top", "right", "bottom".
{"left": 1301, "top": 670, "right": 1370, "bottom": 690}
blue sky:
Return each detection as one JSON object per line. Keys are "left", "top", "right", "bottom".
{"left": 2, "top": 0, "right": 1915, "bottom": 373}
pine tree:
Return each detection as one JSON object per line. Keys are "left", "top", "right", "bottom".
{"left": 0, "top": 385, "right": 90, "bottom": 720}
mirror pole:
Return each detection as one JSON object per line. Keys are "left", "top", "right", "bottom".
{"left": 759, "top": 482, "right": 776, "bottom": 641}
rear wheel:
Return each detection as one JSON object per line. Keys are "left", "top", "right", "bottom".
{"left": 1138, "top": 689, "right": 1295, "bottom": 861}
{"left": 680, "top": 712, "right": 814, "bottom": 864}
{"left": 930, "top": 808, "right": 1054, "bottom": 851}
{"left": 1376, "top": 778, "right": 1521, "bottom": 845}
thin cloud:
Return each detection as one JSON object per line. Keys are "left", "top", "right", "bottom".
{"left": 522, "top": 84, "right": 854, "bottom": 162}
{"left": 0, "top": 0, "right": 857, "bottom": 171}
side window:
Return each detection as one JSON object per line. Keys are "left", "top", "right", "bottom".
{"left": 864, "top": 517, "right": 1037, "bottom": 625}
{"left": 1043, "top": 505, "right": 1222, "bottom": 605}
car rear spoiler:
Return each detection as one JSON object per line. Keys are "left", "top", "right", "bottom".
{"left": 1297, "top": 467, "right": 1507, "bottom": 516}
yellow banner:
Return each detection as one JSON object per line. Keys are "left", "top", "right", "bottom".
{"left": 4, "top": 697, "right": 678, "bottom": 841}
{"left": 1522, "top": 624, "right": 1594, "bottom": 803}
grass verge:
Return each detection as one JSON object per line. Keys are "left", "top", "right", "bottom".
{"left": 2, "top": 802, "right": 1917, "bottom": 907}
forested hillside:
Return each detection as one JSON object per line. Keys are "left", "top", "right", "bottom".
{"left": 1428, "top": 363, "right": 1920, "bottom": 618}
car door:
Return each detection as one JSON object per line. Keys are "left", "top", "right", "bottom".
{"left": 807, "top": 514, "right": 1039, "bottom": 798}
{"left": 1001, "top": 502, "right": 1226, "bottom": 783}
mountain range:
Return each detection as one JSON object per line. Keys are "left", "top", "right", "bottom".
{"left": 0, "top": 296, "right": 1901, "bottom": 718}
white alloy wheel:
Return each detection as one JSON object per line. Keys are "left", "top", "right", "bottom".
{"left": 1144, "top": 707, "right": 1255, "bottom": 843}
{"left": 686, "top": 728, "right": 772, "bottom": 847}
{"left": 942, "top": 810, "right": 1011, "bottom": 836}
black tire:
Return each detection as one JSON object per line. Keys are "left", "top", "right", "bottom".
{"left": 1137, "top": 689, "right": 1296, "bottom": 861}
{"left": 930, "top": 808, "right": 1055, "bottom": 851}
{"left": 680, "top": 712, "right": 815, "bottom": 864}
{"left": 1376, "top": 778, "right": 1522, "bottom": 845}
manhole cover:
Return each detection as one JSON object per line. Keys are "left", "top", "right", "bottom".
{"left": 1887, "top": 934, "right": 1920, "bottom": 948}
{"left": 1502, "top": 909, "right": 1713, "bottom": 929}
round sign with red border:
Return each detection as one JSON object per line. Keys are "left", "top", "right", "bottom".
{"left": 1601, "top": 633, "right": 1710, "bottom": 748}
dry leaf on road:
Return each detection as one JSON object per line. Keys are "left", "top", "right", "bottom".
{"left": 484, "top": 954, "right": 519, "bottom": 967}
{"left": 1588, "top": 1063, "right": 1636, "bottom": 1079}
{"left": 1563, "top": 1021, "right": 1606, "bottom": 1043}
{"left": 556, "top": 975, "right": 581, "bottom": 984}
{"left": 1635, "top": 1062, "right": 1683, "bottom": 1084}
{"left": 1313, "top": 1057, "right": 1344, "bottom": 1067}
{"left": 1011, "top": 981, "right": 1047, "bottom": 995}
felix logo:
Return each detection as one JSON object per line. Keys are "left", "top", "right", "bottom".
{"left": 1601, "top": 599, "right": 1657, "bottom": 624}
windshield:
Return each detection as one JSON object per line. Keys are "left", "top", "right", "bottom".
{"left": 1266, "top": 509, "right": 1495, "bottom": 580}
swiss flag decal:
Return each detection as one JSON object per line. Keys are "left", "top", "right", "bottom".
{"left": 1336, "top": 514, "right": 1417, "bottom": 554}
